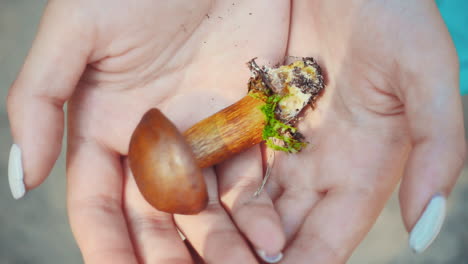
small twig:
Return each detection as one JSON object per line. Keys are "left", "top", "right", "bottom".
{"left": 254, "top": 147, "right": 275, "bottom": 197}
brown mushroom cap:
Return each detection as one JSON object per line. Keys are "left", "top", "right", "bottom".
{"left": 128, "top": 109, "right": 208, "bottom": 214}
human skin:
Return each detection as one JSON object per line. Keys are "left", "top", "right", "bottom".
{"left": 7, "top": 0, "right": 289, "bottom": 263}
{"left": 265, "top": 0, "right": 465, "bottom": 263}
{"left": 6, "top": 0, "right": 465, "bottom": 264}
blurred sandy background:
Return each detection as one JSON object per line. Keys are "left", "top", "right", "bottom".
{"left": 0, "top": 1, "right": 467, "bottom": 263}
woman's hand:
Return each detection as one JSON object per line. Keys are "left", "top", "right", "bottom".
{"left": 263, "top": 0, "right": 465, "bottom": 263}
{"left": 7, "top": 0, "right": 290, "bottom": 263}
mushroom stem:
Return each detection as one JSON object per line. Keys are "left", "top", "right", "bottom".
{"left": 184, "top": 95, "right": 266, "bottom": 168}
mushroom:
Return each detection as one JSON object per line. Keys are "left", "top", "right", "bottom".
{"left": 128, "top": 95, "right": 265, "bottom": 214}
{"left": 128, "top": 58, "right": 324, "bottom": 215}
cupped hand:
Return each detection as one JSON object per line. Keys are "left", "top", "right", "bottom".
{"left": 263, "top": 0, "right": 465, "bottom": 263}
{"left": 7, "top": 0, "right": 291, "bottom": 263}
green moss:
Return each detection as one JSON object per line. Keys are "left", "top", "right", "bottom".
{"left": 251, "top": 92, "right": 307, "bottom": 153}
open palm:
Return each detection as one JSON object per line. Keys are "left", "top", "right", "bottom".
{"left": 8, "top": 0, "right": 292, "bottom": 263}
{"left": 262, "top": 1, "right": 465, "bottom": 263}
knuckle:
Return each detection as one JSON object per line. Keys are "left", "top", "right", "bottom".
{"left": 70, "top": 194, "right": 122, "bottom": 217}
{"left": 296, "top": 233, "right": 347, "bottom": 263}
{"left": 128, "top": 212, "right": 174, "bottom": 236}
{"left": 221, "top": 176, "right": 261, "bottom": 196}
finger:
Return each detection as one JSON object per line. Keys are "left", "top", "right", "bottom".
{"left": 67, "top": 139, "right": 138, "bottom": 264}
{"left": 274, "top": 189, "right": 322, "bottom": 242}
{"left": 398, "top": 5, "right": 466, "bottom": 253}
{"left": 123, "top": 161, "right": 194, "bottom": 263}
{"left": 268, "top": 145, "right": 323, "bottom": 243}
{"left": 184, "top": 239, "right": 204, "bottom": 264}
{"left": 175, "top": 168, "right": 259, "bottom": 264}
{"left": 217, "top": 147, "right": 285, "bottom": 263}
{"left": 282, "top": 188, "right": 389, "bottom": 264}
{"left": 6, "top": 0, "right": 92, "bottom": 198}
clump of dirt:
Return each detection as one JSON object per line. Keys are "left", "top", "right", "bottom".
{"left": 247, "top": 57, "right": 324, "bottom": 153}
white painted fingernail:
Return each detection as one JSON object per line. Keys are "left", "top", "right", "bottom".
{"left": 256, "top": 249, "right": 283, "bottom": 263}
{"left": 8, "top": 144, "right": 25, "bottom": 199}
{"left": 409, "top": 194, "right": 446, "bottom": 253}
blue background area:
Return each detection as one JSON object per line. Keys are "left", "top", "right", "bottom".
{"left": 437, "top": 0, "right": 468, "bottom": 95}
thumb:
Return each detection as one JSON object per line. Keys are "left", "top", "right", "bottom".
{"left": 398, "top": 17, "right": 466, "bottom": 253}
{"left": 6, "top": 1, "right": 92, "bottom": 199}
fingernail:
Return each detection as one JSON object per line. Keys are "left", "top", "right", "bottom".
{"left": 409, "top": 194, "right": 446, "bottom": 253}
{"left": 8, "top": 144, "right": 25, "bottom": 199}
{"left": 256, "top": 249, "right": 283, "bottom": 263}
